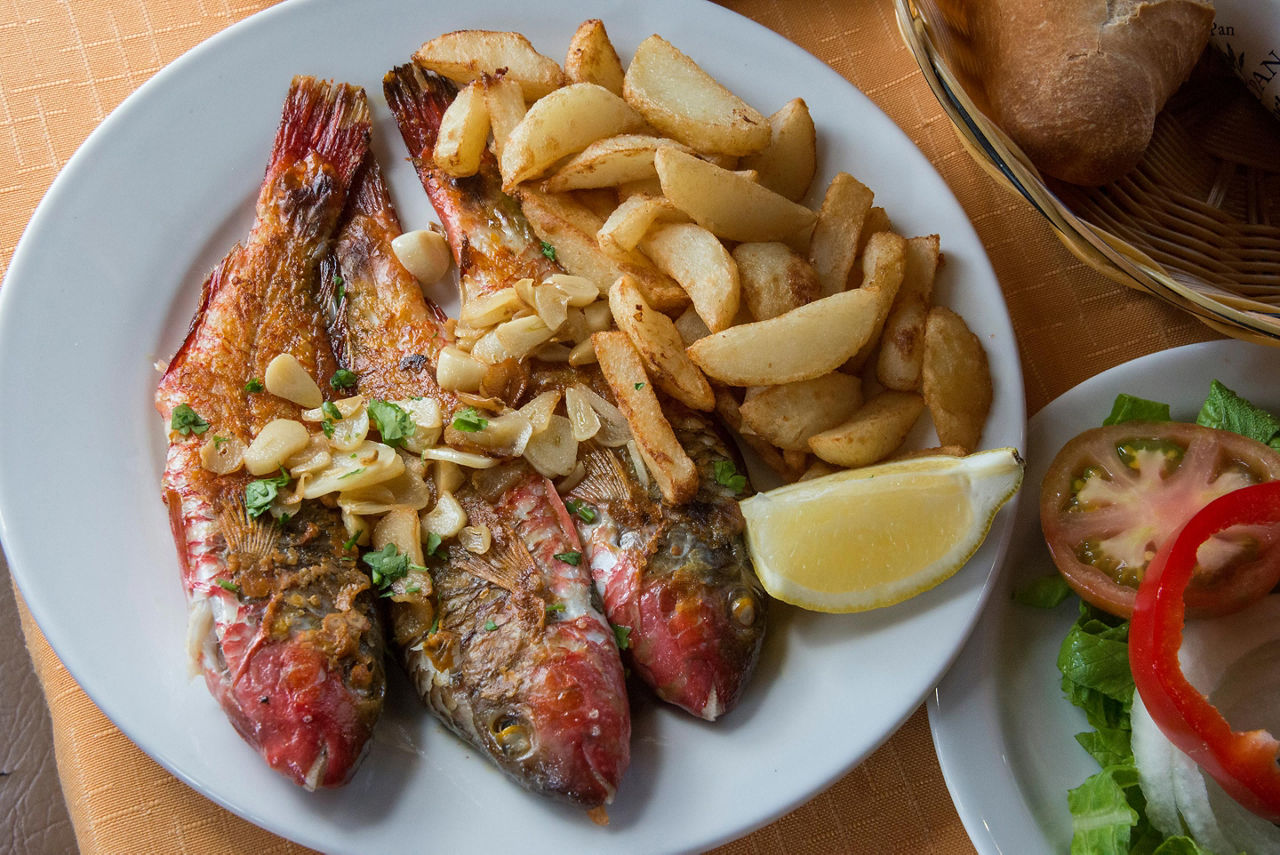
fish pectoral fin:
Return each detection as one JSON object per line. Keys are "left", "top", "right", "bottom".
{"left": 218, "top": 497, "right": 280, "bottom": 561}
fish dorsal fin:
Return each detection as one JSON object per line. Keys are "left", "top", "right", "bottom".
{"left": 219, "top": 496, "right": 280, "bottom": 562}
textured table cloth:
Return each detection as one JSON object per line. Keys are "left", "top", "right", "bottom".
{"left": 0, "top": 0, "right": 1219, "bottom": 852}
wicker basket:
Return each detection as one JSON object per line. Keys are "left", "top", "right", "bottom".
{"left": 895, "top": 0, "right": 1280, "bottom": 345}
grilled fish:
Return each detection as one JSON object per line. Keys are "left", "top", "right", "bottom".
{"left": 154, "top": 77, "right": 385, "bottom": 789}
{"left": 383, "top": 64, "right": 767, "bottom": 720}
{"left": 326, "top": 154, "right": 629, "bottom": 809}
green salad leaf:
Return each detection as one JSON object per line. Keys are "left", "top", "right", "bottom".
{"left": 1196, "top": 379, "right": 1280, "bottom": 451}
{"left": 1102, "top": 394, "right": 1171, "bottom": 426}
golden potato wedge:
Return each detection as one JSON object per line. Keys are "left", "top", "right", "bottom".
{"left": 544, "top": 135, "right": 692, "bottom": 193}
{"left": 888, "top": 444, "right": 967, "bottom": 462}
{"left": 480, "top": 74, "right": 527, "bottom": 158}
{"left": 846, "top": 230, "right": 908, "bottom": 371}
{"left": 713, "top": 388, "right": 806, "bottom": 482}
{"left": 921, "top": 306, "right": 992, "bottom": 453}
{"left": 739, "top": 98, "right": 817, "bottom": 202}
{"left": 499, "top": 83, "right": 645, "bottom": 188}
{"left": 798, "top": 458, "right": 840, "bottom": 482}
{"left": 516, "top": 187, "right": 689, "bottom": 313}
{"left": 416, "top": 31, "right": 567, "bottom": 100}
{"left": 857, "top": 207, "right": 893, "bottom": 258}
{"left": 732, "top": 241, "right": 820, "bottom": 321}
{"left": 877, "top": 235, "right": 940, "bottom": 391}
{"left": 608, "top": 276, "right": 714, "bottom": 411}
{"left": 616, "top": 176, "right": 664, "bottom": 198}
{"left": 673, "top": 305, "right": 711, "bottom": 346}
{"left": 655, "top": 147, "right": 816, "bottom": 245}
{"left": 598, "top": 194, "right": 688, "bottom": 255}
{"left": 433, "top": 80, "right": 490, "bottom": 178}
{"left": 809, "top": 173, "right": 875, "bottom": 297}
{"left": 572, "top": 188, "right": 619, "bottom": 221}
{"left": 686, "top": 286, "right": 881, "bottom": 386}
{"left": 807, "top": 390, "right": 925, "bottom": 468}
{"left": 593, "top": 331, "right": 698, "bottom": 504}
{"left": 738, "top": 373, "right": 864, "bottom": 451}
{"left": 564, "top": 19, "right": 626, "bottom": 96}
{"left": 641, "top": 222, "right": 740, "bottom": 332}
{"left": 622, "top": 34, "right": 770, "bottom": 156}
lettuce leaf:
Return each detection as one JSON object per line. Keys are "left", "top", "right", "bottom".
{"left": 1195, "top": 380, "right": 1280, "bottom": 451}
{"left": 1103, "top": 394, "right": 1172, "bottom": 426}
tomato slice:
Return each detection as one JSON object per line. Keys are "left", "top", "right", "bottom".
{"left": 1040, "top": 421, "right": 1280, "bottom": 618}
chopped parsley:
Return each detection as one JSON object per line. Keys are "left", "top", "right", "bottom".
{"left": 713, "top": 459, "right": 747, "bottom": 494}
{"left": 368, "top": 399, "right": 414, "bottom": 446}
{"left": 545, "top": 602, "right": 567, "bottom": 614}
{"left": 321, "top": 419, "right": 336, "bottom": 439}
{"left": 322, "top": 401, "right": 343, "bottom": 420}
{"left": 361, "top": 543, "right": 425, "bottom": 592}
{"left": 424, "top": 531, "right": 444, "bottom": 559}
{"left": 405, "top": 584, "right": 422, "bottom": 594}
{"left": 613, "top": 624, "right": 631, "bottom": 650}
{"left": 215, "top": 579, "right": 241, "bottom": 594}
{"left": 634, "top": 382, "right": 645, "bottom": 390}
{"left": 555, "top": 551, "right": 582, "bottom": 566}
{"left": 540, "top": 240, "right": 557, "bottom": 261}
{"left": 244, "top": 378, "right": 264, "bottom": 393}
{"left": 170, "top": 404, "right": 209, "bottom": 436}
{"left": 332, "top": 273, "right": 346, "bottom": 305}
{"left": 484, "top": 619, "right": 498, "bottom": 632}
{"left": 342, "top": 533, "right": 360, "bottom": 551}
{"left": 337, "top": 467, "right": 366, "bottom": 480}
{"left": 428, "top": 616, "right": 440, "bottom": 636}
{"left": 212, "top": 435, "right": 229, "bottom": 448}
{"left": 564, "top": 499, "right": 597, "bottom": 524}
{"left": 330, "top": 368, "right": 358, "bottom": 390}
{"left": 451, "top": 407, "right": 488, "bottom": 433}
{"left": 244, "top": 469, "right": 290, "bottom": 519}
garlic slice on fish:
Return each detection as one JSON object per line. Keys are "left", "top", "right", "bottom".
{"left": 523, "top": 415, "right": 578, "bottom": 478}
{"left": 199, "top": 435, "right": 245, "bottom": 475}
{"left": 519, "top": 391, "right": 562, "bottom": 435}
{"left": 459, "top": 524, "right": 492, "bottom": 555}
{"left": 264, "top": 353, "right": 323, "bottom": 408}
{"left": 565, "top": 386, "right": 602, "bottom": 442}
{"left": 373, "top": 507, "right": 425, "bottom": 566}
{"left": 398, "top": 398, "right": 444, "bottom": 454}
{"left": 391, "top": 228, "right": 452, "bottom": 286}
{"left": 301, "top": 395, "right": 365, "bottom": 421}
{"left": 422, "top": 491, "right": 467, "bottom": 539}
{"left": 300, "top": 440, "right": 404, "bottom": 498}
{"left": 244, "top": 419, "right": 310, "bottom": 476}
{"left": 421, "top": 446, "right": 498, "bottom": 469}
{"left": 437, "top": 345, "right": 487, "bottom": 392}
{"left": 460, "top": 288, "right": 524, "bottom": 328}
{"left": 328, "top": 406, "right": 370, "bottom": 453}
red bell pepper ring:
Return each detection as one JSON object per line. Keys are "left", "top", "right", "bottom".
{"left": 1129, "top": 479, "right": 1280, "bottom": 823}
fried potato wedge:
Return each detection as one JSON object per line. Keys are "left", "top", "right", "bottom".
{"left": 877, "top": 235, "right": 940, "bottom": 391}
{"left": 593, "top": 331, "right": 698, "bottom": 504}
{"left": 545, "top": 135, "right": 692, "bottom": 193}
{"left": 608, "top": 276, "right": 714, "bottom": 411}
{"left": 499, "top": 83, "right": 646, "bottom": 188}
{"left": 739, "top": 98, "right": 817, "bottom": 202}
{"left": 416, "top": 31, "right": 567, "bottom": 100}
{"left": 516, "top": 187, "right": 688, "bottom": 312}
{"left": 921, "top": 306, "right": 992, "bottom": 453}
{"left": 714, "top": 388, "right": 807, "bottom": 482}
{"left": 598, "top": 194, "right": 688, "bottom": 255}
{"left": 622, "top": 34, "right": 770, "bottom": 156}
{"left": 686, "top": 286, "right": 881, "bottom": 386}
{"left": 564, "top": 19, "right": 626, "bottom": 95}
{"left": 807, "top": 390, "right": 925, "bottom": 468}
{"left": 641, "top": 222, "right": 740, "bottom": 332}
{"left": 434, "top": 81, "right": 490, "bottom": 178}
{"left": 738, "top": 373, "right": 863, "bottom": 451}
{"left": 480, "top": 74, "right": 527, "bottom": 158}
{"left": 673, "top": 305, "right": 711, "bottom": 346}
{"left": 655, "top": 147, "right": 816, "bottom": 245}
{"left": 732, "top": 241, "right": 820, "bottom": 321}
{"left": 846, "top": 230, "right": 908, "bottom": 370}
{"left": 809, "top": 172, "right": 875, "bottom": 297}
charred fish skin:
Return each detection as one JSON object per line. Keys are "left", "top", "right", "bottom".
{"left": 382, "top": 65, "right": 768, "bottom": 721}
{"left": 155, "top": 77, "right": 384, "bottom": 790}
{"left": 326, "top": 154, "right": 629, "bottom": 808}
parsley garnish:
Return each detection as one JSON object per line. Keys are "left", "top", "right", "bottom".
{"left": 216, "top": 579, "right": 241, "bottom": 594}
{"left": 484, "top": 619, "right": 498, "bottom": 631}
{"left": 405, "top": 584, "right": 422, "bottom": 594}
{"left": 540, "top": 240, "right": 557, "bottom": 261}
{"left": 343, "top": 534, "right": 360, "bottom": 551}
{"left": 322, "top": 401, "right": 342, "bottom": 420}
{"left": 170, "top": 404, "right": 210, "bottom": 436}
{"left": 330, "top": 368, "right": 358, "bottom": 390}
{"left": 634, "top": 382, "right": 645, "bottom": 390}
{"left": 337, "top": 467, "right": 366, "bottom": 480}
{"left": 424, "top": 531, "right": 444, "bottom": 559}
{"left": 713, "top": 459, "right": 747, "bottom": 494}
{"left": 564, "top": 499, "right": 597, "bottom": 523}
{"left": 244, "top": 469, "right": 290, "bottom": 519}
{"left": 545, "top": 602, "right": 567, "bottom": 614}
{"left": 321, "top": 419, "right": 335, "bottom": 438}
{"left": 212, "top": 435, "right": 229, "bottom": 448}
{"left": 555, "top": 551, "right": 582, "bottom": 566}
{"left": 369, "top": 399, "right": 414, "bottom": 446}
{"left": 613, "top": 624, "right": 631, "bottom": 650}
{"left": 244, "top": 378, "right": 264, "bottom": 393}
{"left": 428, "top": 616, "right": 440, "bottom": 636}
{"left": 451, "top": 407, "right": 488, "bottom": 433}
{"left": 361, "top": 543, "right": 425, "bottom": 592}
{"left": 332, "top": 273, "right": 346, "bottom": 305}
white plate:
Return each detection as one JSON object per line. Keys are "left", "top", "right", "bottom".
{"left": 0, "top": 1, "right": 1023, "bottom": 852}
{"left": 929, "top": 339, "right": 1280, "bottom": 854}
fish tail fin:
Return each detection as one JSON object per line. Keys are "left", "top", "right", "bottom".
{"left": 382, "top": 64, "right": 455, "bottom": 161}
{"left": 265, "top": 76, "right": 370, "bottom": 198}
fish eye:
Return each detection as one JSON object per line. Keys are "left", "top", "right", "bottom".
{"left": 729, "top": 590, "right": 757, "bottom": 627}
{"left": 490, "top": 712, "right": 534, "bottom": 759}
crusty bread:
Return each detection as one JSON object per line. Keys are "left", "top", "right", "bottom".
{"left": 973, "top": 0, "right": 1214, "bottom": 186}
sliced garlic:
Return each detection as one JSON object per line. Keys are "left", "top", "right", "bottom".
{"left": 421, "top": 446, "right": 498, "bottom": 469}
{"left": 373, "top": 507, "right": 425, "bottom": 566}
{"left": 301, "top": 395, "right": 364, "bottom": 421}
{"left": 437, "top": 345, "right": 487, "bottom": 393}
{"left": 583, "top": 301, "right": 614, "bottom": 333}
{"left": 459, "top": 524, "right": 492, "bottom": 555}
{"left": 548, "top": 273, "right": 600, "bottom": 306}
{"left": 341, "top": 509, "right": 370, "bottom": 547}
{"left": 626, "top": 439, "right": 650, "bottom": 489}
{"left": 523, "top": 414, "right": 578, "bottom": 478}
{"left": 494, "top": 315, "right": 555, "bottom": 360}
{"left": 422, "top": 491, "right": 467, "bottom": 539}
{"left": 264, "top": 354, "right": 323, "bottom": 408}
{"left": 244, "top": 419, "right": 310, "bottom": 476}
{"left": 532, "top": 283, "right": 571, "bottom": 332}
{"left": 433, "top": 460, "right": 466, "bottom": 494}
{"left": 299, "top": 440, "right": 405, "bottom": 498}
{"left": 398, "top": 397, "right": 444, "bottom": 454}
{"left": 284, "top": 433, "right": 331, "bottom": 475}
{"left": 565, "top": 385, "right": 602, "bottom": 442}
{"left": 513, "top": 277, "right": 536, "bottom": 307}
{"left": 555, "top": 461, "right": 587, "bottom": 494}
{"left": 568, "top": 338, "right": 598, "bottom": 366}
{"left": 532, "top": 342, "right": 572, "bottom": 363}
{"left": 199, "top": 435, "right": 246, "bottom": 475}
{"left": 574, "top": 384, "right": 631, "bottom": 446}
{"left": 469, "top": 329, "right": 508, "bottom": 365}
{"left": 518, "top": 390, "right": 562, "bottom": 434}
{"left": 391, "top": 228, "right": 452, "bottom": 286}
{"left": 460, "top": 288, "right": 525, "bottom": 328}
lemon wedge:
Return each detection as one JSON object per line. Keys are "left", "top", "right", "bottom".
{"left": 740, "top": 447, "right": 1024, "bottom": 613}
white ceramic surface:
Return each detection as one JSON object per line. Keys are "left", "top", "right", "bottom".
{"left": 929, "top": 339, "right": 1280, "bottom": 855}
{"left": 0, "top": 1, "right": 1023, "bottom": 852}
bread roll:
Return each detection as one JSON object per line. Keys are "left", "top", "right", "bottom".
{"left": 974, "top": 0, "right": 1214, "bottom": 186}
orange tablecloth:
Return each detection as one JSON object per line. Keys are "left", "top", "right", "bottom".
{"left": 0, "top": 1, "right": 1219, "bottom": 852}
